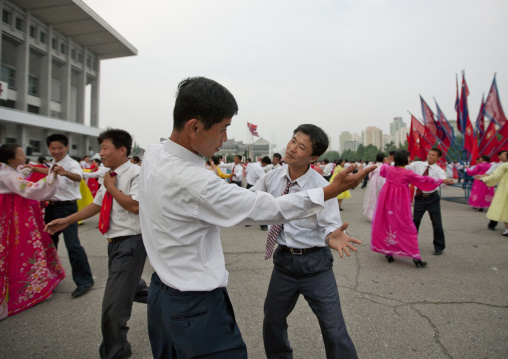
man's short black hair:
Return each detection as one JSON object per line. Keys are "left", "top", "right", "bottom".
{"left": 498, "top": 150, "right": 508, "bottom": 156}
{"left": 46, "top": 134, "right": 68, "bottom": 147}
{"left": 131, "top": 155, "right": 140, "bottom": 163}
{"left": 394, "top": 150, "right": 410, "bottom": 167}
{"left": 0, "top": 144, "right": 21, "bottom": 163}
{"left": 323, "top": 159, "right": 329, "bottom": 164}
{"left": 98, "top": 128, "right": 133, "bottom": 157}
{"left": 273, "top": 153, "right": 282, "bottom": 160}
{"left": 389, "top": 150, "right": 396, "bottom": 156}
{"left": 429, "top": 147, "right": 443, "bottom": 157}
{"left": 234, "top": 155, "right": 242, "bottom": 161}
{"left": 210, "top": 155, "right": 220, "bottom": 165}
{"left": 292, "top": 124, "right": 329, "bottom": 157}
{"left": 261, "top": 156, "right": 271, "bottom": 165}
{"left": 173, "top": 77, "right": 238, "bottom": 131}
{"left": 375, "top": 152, "right": 386, "bottom": 163}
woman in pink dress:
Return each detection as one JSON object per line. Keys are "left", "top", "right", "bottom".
{"left": 0, "top": 144, "right": 65, "bottom": 320}
{"left": 371, "top": 150, "right": 453, "bottom": 268}
{"left": 466, "top": 155, "right": 494, "bottom": 211}
{"left": 363, "top": 153, "right": 387, "bottom": 221}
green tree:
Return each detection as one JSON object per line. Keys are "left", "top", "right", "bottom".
{"left": 384, "top": 141, "right": 397, "bottom": 153}
{"left": 131, "top": 141, "right": 144, "bottom": 156}
{"left": 318, "top": 151, "right": 341, "bottom": 161}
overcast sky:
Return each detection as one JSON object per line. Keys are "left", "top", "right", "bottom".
{"left": 85, "top": 0, "right": 508, "bottom": 153}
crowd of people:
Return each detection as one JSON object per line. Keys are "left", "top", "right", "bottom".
{"left": 1, "top": 76, "right": 507, "bottom": 359}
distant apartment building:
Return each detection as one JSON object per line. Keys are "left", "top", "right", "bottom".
{"left": 395, "top": 127, "right": 410, "bottom": 147}
{"left": 383, "top": 134, "right": 394, "bottom": 149}
{"left": 339, "top": 131, "right": 351, "bottom": 153}
{"left": 390, "top": 116, "right": 407, "bottom": 137}
{"left": 0, "top": 0, "right": 137, "bottom": 157}
{"left": 362, "top": 126, "right": 383, "bottom": 149}
{"left": 342, "top": 140, "right": 359, "bottom": 152}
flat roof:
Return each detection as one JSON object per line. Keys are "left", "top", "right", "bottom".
{"left": 10, "top": 0, "right": 137, "bottom": 59}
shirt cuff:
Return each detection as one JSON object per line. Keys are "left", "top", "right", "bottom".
{"left": 307, "top": 188, "right": 324, "bottom": 207}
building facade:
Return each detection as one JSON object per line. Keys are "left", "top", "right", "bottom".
{"left": 0, "top": 0, "right": 136, "bottom": 158}
{"left": 362, "top": 126, "right": 383, "bottom": 149}
{"left": 390, "top": 116, "right": 407, "bottom": 137}
{"left": 395, "top": 126, "right": 409, "bottom": 147}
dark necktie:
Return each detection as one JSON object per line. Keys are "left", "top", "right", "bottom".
{"left": 265, "top": 178, "right": 297, "bottom": 259}
{"left": 416, "top": 166, "right": 430, "bottom": 196}
{"left": 98, "top": 171, "right": 117, "bottom": 235}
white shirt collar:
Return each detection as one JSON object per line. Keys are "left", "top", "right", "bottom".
{"left": 164, "top": 140, "right": 206, "bottom": 168}
{"left": 279, "top": 165, "right": 313, "bottom": 187}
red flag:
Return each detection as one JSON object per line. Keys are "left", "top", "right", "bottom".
{"left": 476, "top": 94, "right": 485, "bottom": 136}
{"left": 420, "top": 95, "right": 438, "bottom": 136}
{"left": 464, "top": 119, "right": 476, "bottom": 154}
{"left": 457, "top": 73, "right": 470, "bottom": 134}
{"left": 469, "top": 139, "right": 479, "bottom": 166}
{"left": 484, "top": 75, "right": 507, "bottom": 128}
{"left": 247, "top": 122, "right": 259, "bottom": 137}
{"left": 479, "top": 121, "right": 499, "bottom": 156}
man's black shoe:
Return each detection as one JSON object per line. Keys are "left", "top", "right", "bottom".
{"left": 488, "top": 226, "right": 496, "bottom": 231}
{"left": 72, "top": 284, "right": 93, "bottom": 298}
{"left": 133, "top": 293, "right": 148, "bottom": 304}
{"left": 433, "top": 249, "right": 443, "bottom": 256}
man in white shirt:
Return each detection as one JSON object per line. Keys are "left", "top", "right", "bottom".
{"left": 138, "top": 77, "right": 373, "bottom": 359}
{"left": 220, "top": 155, "right": 244, "bottom": 186}
{"left": 322, "top": 158, "right": 334, "bottom": 181}
{"left": 407, "top": 148, "right": 448, "bottom": 255}
{"left": 46, "top": 129, "right": 147, "bottom": 359}
{"left": 252, "top": 124, "right": 358, "bottom": 359}
{"left": 261, "top": 156, "right": 273, "bottom": 173}
{"left": 272, "top": 153, "right": 282, "bottom": 169}
{"left": 30, "top": 134, "right": 94, "bottom": 298}
{"left": 245, "top": 158, "right": 265, "bottom": 189}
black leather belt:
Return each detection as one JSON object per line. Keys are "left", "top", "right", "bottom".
{"left": 48, "top": 200, "right": 77, "bottom": 206}
{"left": 279, "top": 245, "right": 323, "bottom": 255}
{"left": 107, "top": 235, "right": 131, "bottom": 244}
{"left": 418, "top": 191, "right": 438, "bottom": 198}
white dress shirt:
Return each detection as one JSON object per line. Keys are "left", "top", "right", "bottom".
{"left": 139, "top": 140, "right": 325, "bottom": 292}
{"left": 49, "top": 154, "right": 83, "bottom": 201}
{"left": 406, "top": 161, "right": 447, "bottom": 193}
{"left": 83, "top": 163, "right": 110, "bottom": 185}
{"left": 245, "top": 161, "right": 265, "bottom": 185}
{"left": 251, "top": 165, "right": 341, "bottom": 249}
{"left": 486, "top": 162, "right": 503, "bottom": 175}
{"left": 219, "top": 162, "right": 244, "bottom": 182}
{"left": 322, "top": 163, "right": 334, "bottom": 177}
{"left": 263, "top": 164, "right": 274, "bottom": 173}
{"left": 93, "top": 160, "right": 140, "bottom": 238}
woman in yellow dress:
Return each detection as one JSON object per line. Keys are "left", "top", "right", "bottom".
{"left": 329, "top": 159, "right": 351, "bottom": 211}
{"left": 480, "top": 161, "right": 508, "bottom": 236}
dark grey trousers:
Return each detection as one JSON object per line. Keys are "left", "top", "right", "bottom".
{"left": 99, "top": 234, "right": 147, "bottom": 359}
{"left": 263, "top": 246, "right": 358, "bottom": 359}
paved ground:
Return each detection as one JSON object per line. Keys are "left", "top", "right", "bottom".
{"left": 1, "top": 185, "right": 507, "bottom": 359}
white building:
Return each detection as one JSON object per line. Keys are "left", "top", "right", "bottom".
{"left": 0, "top": 0, "right": 137, "bottom": 157}
{"left": 383, "top": 134, "right": 394, "bottom": 149}
{"left": 339, "top": 131, "right": 351, "bottom": 154}
{"left": 362, "top": 126, "right": 383, "bottom": 149}
{"left": 395, "top": 127, "right": 410, "bottom": 147}
{"left": 390, "top": 116, "right": 407, "bottom": 137}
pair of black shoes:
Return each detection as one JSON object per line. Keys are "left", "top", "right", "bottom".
{"left": 433, "top": 249, "right": 444, "bottom": 255}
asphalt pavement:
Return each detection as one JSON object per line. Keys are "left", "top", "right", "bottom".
{"left": 0, "top": 185, "right": 507, "bottom": 359}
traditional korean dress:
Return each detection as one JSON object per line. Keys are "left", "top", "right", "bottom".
{"left": 371, "top": 165, "right": 444, "bottom": 260}
{"left": 329, "top": 165, "right": 351, "bottom": 199}
{"left": 482, "top": 162, "right": 508, "bottom": 223}
{"left": 466, "top": 162, "right": 494, "bottom": 209}
{"left": 0, "top": 164, "right": 65, "bottom": 320}
{"left": 363, "top": 162, "right": 386, "bottom": 221}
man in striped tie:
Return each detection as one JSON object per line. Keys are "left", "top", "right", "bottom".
{"left": 251, "top": 124, "right": 359, "bottom": 359}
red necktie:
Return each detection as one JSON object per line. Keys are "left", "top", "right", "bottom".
{"left": 416, "top": 166, "right": 430, "bottom": 196}
{"left": 98, "top": 172, "right": 117, "bottom": 234}
{"left": 265, "top": 178, "right": 297, "bottom": 259}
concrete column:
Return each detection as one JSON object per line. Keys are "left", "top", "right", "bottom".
{"left": 82, "top": 134, "right": 90, "bottom": 155}
{"left": 42, "top": 128, "right": 50, "bottom": 155}
{"left": 60, "top": 37, "right": 72, "bottom": 121}
{"left": 15, "top": 11, "right": 31, "bottom": 111}
{"left": 76, "top": 49, "right": 86, "bottom": 124}
{"left": 0, "top": 123, "right": 6, "bottom": 144}
{"left": 0, "top": 1, "right": 3, "bottom": 59}
{"left": 40, "top": 25, "right": 53, "bottom": 116}
{"left": 90, "top": 61, "right": 100, "bottom": 128}
{"left": 16, "top": 124, "right": 27, "bottom": 150}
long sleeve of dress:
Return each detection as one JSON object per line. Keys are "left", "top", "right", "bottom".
{"left": 466, "top": 163, "right": 490, "bottom": 176}
{"left": 407, "top": 170, "right": 443, "bottom": 191}
{"left": 482, "top": 162, "right": 508, "bottom": 187}
{"left": 0, "top": 165, "right": 58, "bottom": 200}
